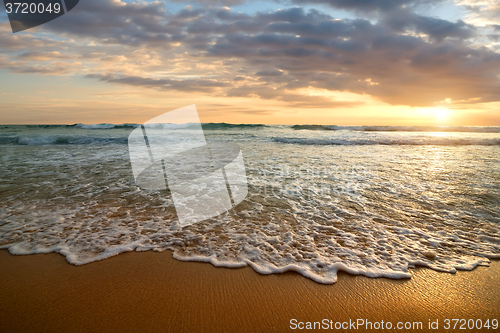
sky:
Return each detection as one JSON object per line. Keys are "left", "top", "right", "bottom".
{"left": 0, "top": 0, "right": 499, "bottom": 125}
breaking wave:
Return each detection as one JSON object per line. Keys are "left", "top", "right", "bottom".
{"left": 292, "top": 125, "right": 500, "bottom": 133}
{"left": 273, "top": 137, "right": 500, "bottom": 146}
{"left": 0, "top": 135, "right": 128, "bottom": 145}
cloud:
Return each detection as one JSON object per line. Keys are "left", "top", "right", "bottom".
{"left": 17, "top": 51, "right": 67, "bottom": 61}
{"left": 205, "top": 103, "right": 275, "bottom": 115}
{"left": 381, "top": 9, "right": 475, "bottom": 41}
{"left": 0, "top": 61, "right": 69, "bottom": 75}
{"left": 454, "top": 0, "right": 500, "bottom": 26}
{"left": 38, "top": 0, "right": 177, "bottom": 49}
{"left": 0, "top": 26, "right": 59, "bottom": 51}
{"left": 255, "top": 70, "right": 283, "bottom": 76}
{"left": 80, "top": 5, "right": 500, "bottom": 106}
{"left": 87, "top": 74, "right": 229, "bottom": 93}
{"left": 488, "top": 34, "right": 500, "bottom": 41}
{"left": 178, "top": 7, "right": 497, "bottom": 106}
{"left": 290, "top": 0, "right": 442, "bottom": 13}
{"left": 1, "top": 1, "right": 499, "bottom": 109}
{"left": 172, "top": 0, "right": 246, "bottom": 6}
{"left": 226, "top": 84, "right": 364, "bottom": 107}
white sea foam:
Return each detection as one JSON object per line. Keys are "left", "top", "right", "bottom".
{"left": 0, "top": 125, "right": 499, "bottom": 283}
{"left": 76, "top": 123, "right": 117, "bottom": 129}
{"left": 292, "top": 125, "right": 500, "bottom": 133}
{"left": 273, "top": 136, "right": 500, "bottom": 146}
{"left": 75, "top": 123, "right": 139, "bottom": 129}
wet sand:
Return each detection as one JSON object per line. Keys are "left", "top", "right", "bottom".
{"left": 0, "top": 249, "right": 499, "bottom": 332}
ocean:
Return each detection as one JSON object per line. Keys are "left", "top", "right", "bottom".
{"left": 1, "top": 123, "right": 499, "bottom": 283}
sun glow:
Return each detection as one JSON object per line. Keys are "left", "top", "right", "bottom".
{"left": 416, "top": 107, "right": 451, "bottom": 124}
{"left": 433, "top": 108, "right": 451, "bottom": 122}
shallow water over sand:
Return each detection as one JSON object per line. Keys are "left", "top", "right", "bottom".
{"left": 1, "top": 124, "right": 499, "bottom": 283}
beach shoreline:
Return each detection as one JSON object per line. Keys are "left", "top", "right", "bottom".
{"left": 1, "top": 249, "right": 498, "bottom": 332}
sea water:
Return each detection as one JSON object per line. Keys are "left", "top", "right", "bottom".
{"left": 0, "top": 124, "right": 499, "bottom": 283}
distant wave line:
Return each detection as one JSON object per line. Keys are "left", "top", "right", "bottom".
{"left": 273, "top": 137, "right": 500, "bottom": 146}
{"left": 292, "top": 125, "right": 500, "bottom": 133}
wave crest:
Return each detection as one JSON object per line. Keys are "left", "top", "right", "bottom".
{"left": 273, "top": 137, "right": 500, "bottom": 146}
{"left": 291, "top": 125, "right": 500, "bottom": 133}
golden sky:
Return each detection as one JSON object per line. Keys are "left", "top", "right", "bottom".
{"left": 0, "top": 0, "right": 499, "bottom": 125}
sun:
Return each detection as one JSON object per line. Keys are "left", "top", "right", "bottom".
{"left": 432, "top": 107, "right": 450, "bottom": 123}
{"left": 415, "top": 107, "right": 452, "bottom": 125}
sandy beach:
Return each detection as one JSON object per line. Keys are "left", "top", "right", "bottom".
{"left": 2, "top": 0, "right": 500, "bottom": 331}
{"left": 0, "top": 250, "right": 498, "bottom": 332}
